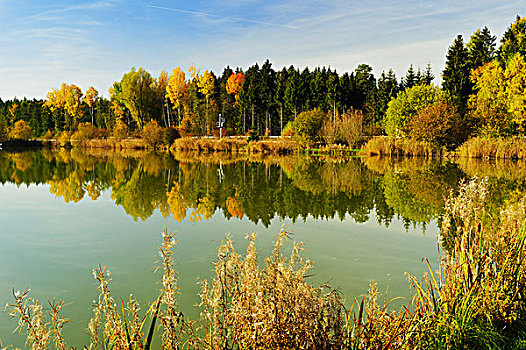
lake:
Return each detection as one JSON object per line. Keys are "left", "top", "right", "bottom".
{"left": 1, "top": 148, "right": 523, "bottom": 348}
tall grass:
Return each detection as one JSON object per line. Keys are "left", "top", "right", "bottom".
{"left": 456, "top": 136, "right": 526, "bottom": 159}
{"left": 362, "top": 136, "right": 443, "bottom": 157}
{"left": 6, "top": 179, "right": 526, "bottom": 348}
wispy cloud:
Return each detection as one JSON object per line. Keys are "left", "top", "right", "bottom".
{"left": 147, "top": 5, "right": 299, "bottom": 29}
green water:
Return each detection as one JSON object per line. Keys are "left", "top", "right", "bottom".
{"left": 1, "top": 149, "right": 523, "bottom": 348}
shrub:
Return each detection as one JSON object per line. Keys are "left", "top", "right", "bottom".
{"left": 141, "top": 120, "right": 164, "bottom": 148}
{"left": 9, "top": 120, "right": 32, "bottom": 140}
{"left": 340, "top": 109, "right": 364, "bottom": 147}
{"left": 321, "top": 109, "right": 364, "bottom": 147}
{"left": 71, "top": 123, "right": 97, "bottom": 143}
{"left": 408, "top": 102, "right": 468, "bottom": 148}
{"left": 112, "top": 119, "right": 128, "bottom": 138}
{"left": 457, "top": 136, "right": 526, "bottom": 159}
{"left": 292, "top": 108, "right": 326, "bottom": 147}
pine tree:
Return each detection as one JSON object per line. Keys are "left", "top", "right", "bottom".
{"left": 375, "top": 69, "right": 399, "bottom": 125}
{"left": 467, "top": 26, "right": 496, "bottom": 70}
{"left": 274, "top": 68, "right": 288, "bottom": 134}
{"left": 401, "top": 65, "right": 418, "bottom": 90}
{"left": 420, "top": 63, "right": 435, "bottom": 85}
{"left": 499, "top": 16, "right": 526, "bottom": 65}
{"left": 442, "top": 34, "right": 472, "bottom": 108}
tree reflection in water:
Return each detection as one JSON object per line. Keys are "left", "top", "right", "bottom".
{"left": 0, "top": 149, "right": 524, "bottom": 228}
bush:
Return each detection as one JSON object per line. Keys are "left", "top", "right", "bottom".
{"left": 321, "top": 109, "right": 364, "bottom": 147}
{"left": 292, "top": 108, "right": 326, "bottom": 147}
{"left": 9, "top": 120, "right": 32, "bottom": 140}
{"left": 71, "top": 123, "right": 97, "bottom": 143}
{"left": 141, "top": 120, "right": 164, "bottom": 148}
{"left": 408, "top": 102, "right": 468, "bottom": 149}
{"left": 112, "top": 119, "right": 128, "bottom": 138}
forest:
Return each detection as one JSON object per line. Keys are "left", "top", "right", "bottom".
{"left": 0, "top": 16, "right": 525, "bottom": 150}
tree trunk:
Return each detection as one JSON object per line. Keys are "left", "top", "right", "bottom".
{"left": 280, "top": 104, "right": 283, "bottom": 135}
{"left": 252, "top": 104, "right": 254, "bottom": 129}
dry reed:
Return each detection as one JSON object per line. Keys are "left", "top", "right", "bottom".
{"left": 456, "top": 136, "right": 526, "bottom": 159}
{"left": 362, "top": 136, "right": 443, "bottom": 158}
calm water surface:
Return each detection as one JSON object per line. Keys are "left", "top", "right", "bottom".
{"left": 1, "top": 149, "right": 523, "bottom": 347}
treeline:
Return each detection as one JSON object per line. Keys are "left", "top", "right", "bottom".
{"left": 0, "top": 16, "right": 525, "bottom": 145}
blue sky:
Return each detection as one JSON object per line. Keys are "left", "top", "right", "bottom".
{"left": 0, "top": 0, "right": 524, "bottom": 99}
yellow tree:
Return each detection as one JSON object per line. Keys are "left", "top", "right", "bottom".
{"left": 65, "top": 84, "right": 83, "bottom": 128}
{"left": 44, "top": 83, "right": 83, "bottom": 130}
{"left": 9, "top": 120, "right": 32, "bottom": 139}
{"left": 197, "top": 70, "right": 215, "bottom": 134}
{"left": 109, "top": 82, "right": 127, "bottom": 126}
{"left": 504, "top": 53, "right": 526, "bottom": 132}
{"left": 468, "top": 61, "right": 509, "bottom": 136}
{"left": 44, "top": 84, "right": 67, "bottom": 114}
{"left": 84, "top": 86, "right": 99, "bottom": 125}
{"left": 166, "top": 67, "right": 187, "bottom": 125}
{"left": 7, "top": 103, "right": 18, "bottom": 126}
{"left": 156, "top": 71, "right": 171, "bottom": 127}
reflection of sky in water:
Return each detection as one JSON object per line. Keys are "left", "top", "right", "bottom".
{"left": 0, "top": 183, "right": 438, "bottom": 348}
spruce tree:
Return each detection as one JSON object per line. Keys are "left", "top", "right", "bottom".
{"left": 499, "top": 15, "right": 526, "bottom": 65}
{"left": 375, "top": 69, "right": 399, "bottom": 125}
{"left": 467, "top": 26, "right": 496, "bottom": 70}
{"left": 401, "top": 65, "right": 417, "bottom": 90}
{"left": 442, "top": 34, "right": 472, "bottom": 108}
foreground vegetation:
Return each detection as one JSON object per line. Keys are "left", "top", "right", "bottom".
{"left": 5, "top": 178, "right": 526, "bottom": 349}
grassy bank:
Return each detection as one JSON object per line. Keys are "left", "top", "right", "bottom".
{"left": 5, "top": 178, "right": 526, "bottom": 349}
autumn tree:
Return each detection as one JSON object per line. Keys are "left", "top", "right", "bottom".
{"left": 65, "top": 84, "right": 83, "bottom": 128}
{"left": 408, "top": 102, "right": 466, "bottom": 148}
{"left": 166, "top": 67, "right": 188, "bottom": 125}
{"left": 226, "top": 72, "right": 245, "bottom": 131}
{"left": 226, "top": 72, "right": 245, "bottom": 103}
{"left": 9, "top": 120, "right": 32, "bottom": 139}
{"left": 44, "top": 83, "right": 83, "bottom": 130}
{"left": 197, "top": 70, "right": 216, "bottom": 135}
{"left": 468, "top": 60, "right": 508, "bottom": 136}
{"left": 84, "top": 86, "right": 99, "bottom": 125}
{"left": 505, "top": 54, "right": 526, "bottom": 132}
